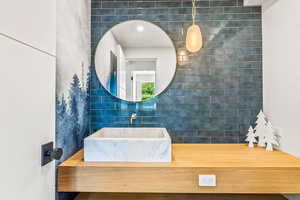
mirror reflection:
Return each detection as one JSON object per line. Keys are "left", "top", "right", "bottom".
{"left": 95, "top": 20, "right": 177, "bottom": 102}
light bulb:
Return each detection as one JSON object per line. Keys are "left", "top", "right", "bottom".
{"left": 136, "top": 25, "right": 144, "bottom": 32}
{"left": 186, "top": 24, "right": 203, "bottom": 53}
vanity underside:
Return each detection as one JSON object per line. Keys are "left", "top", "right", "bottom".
{"left": 75, "top": 193, "right": 287, "bottom": 200}
{"left": 58, "top": 144, "right": 300, "bottom": 194}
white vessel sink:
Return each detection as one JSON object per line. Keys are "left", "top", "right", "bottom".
{"left": 84, "top": 128, "right": 172, "bottom": 162}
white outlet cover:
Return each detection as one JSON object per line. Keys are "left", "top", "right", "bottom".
{"left": 199, "top": 175, "right": 217, "bottom": 187}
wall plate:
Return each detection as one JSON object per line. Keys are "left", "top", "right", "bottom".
{"left": 41, "top": 142, "right": 54, "bottom": 166}
{"left": 199, "top": 175, "right": 217, "bottom": 187}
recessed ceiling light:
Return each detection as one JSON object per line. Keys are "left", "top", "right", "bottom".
{"left": 136, "top": 25, "right": 144, "bottom": 32}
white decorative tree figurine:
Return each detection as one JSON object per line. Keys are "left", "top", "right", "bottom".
{"left": 245, "top": 126, "right": 257, "bottom": 148}
{"left": 254, "top": 110, "right": 268, "bottom": 147}
{"left": 264, "top": 122, "right": 279, "bottom": 151}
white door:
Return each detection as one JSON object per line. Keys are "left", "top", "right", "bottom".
{"left": 0, "top": 0, "right": 56, "bottom": 199}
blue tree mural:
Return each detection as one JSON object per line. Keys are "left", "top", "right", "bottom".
{"left": 69, "top": 74, "right": 81, "bottom": 147}
{"left": 56, "top": 72, "right": 91, "bottom": 200}
{"left": 56, "top": 71, "right": 90, "bottom": 163}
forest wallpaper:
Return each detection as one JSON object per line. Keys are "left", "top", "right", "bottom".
{"left": 56, "top": 73, "right": 90, "bottom": 161}
{"left": 56, "top": 0, "right": 90, "bottom": 199}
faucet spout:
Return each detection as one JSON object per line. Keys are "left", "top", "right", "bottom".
{"left": 130, "top": 113, "right": 138, "bottom": 125}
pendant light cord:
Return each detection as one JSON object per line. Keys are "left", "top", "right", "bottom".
{"left": 192, "top": 0, "right": 197, "bottom": 25}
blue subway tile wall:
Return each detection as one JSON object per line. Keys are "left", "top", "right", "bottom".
{"left": 90, "top": 0, "right": 262, "bottom": 143}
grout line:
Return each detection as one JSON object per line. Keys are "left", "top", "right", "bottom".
{"left": 0, "top": 32, "right": 56, "bottom": 58}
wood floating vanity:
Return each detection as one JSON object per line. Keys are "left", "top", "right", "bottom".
{"left": 58, "top": 144, "right": 300, "bottom": 194}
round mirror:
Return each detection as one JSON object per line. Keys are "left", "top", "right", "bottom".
{"left": 95, "top": 20, "right": 177, "bottom": 102}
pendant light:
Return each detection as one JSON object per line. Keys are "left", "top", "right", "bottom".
{"left": 177, "top": 25, "right": 189, "bottom": 66}
{"left": 186, "top": 0, "right": 203, "bottom": 53}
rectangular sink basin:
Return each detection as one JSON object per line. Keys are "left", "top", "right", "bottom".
{"left": 84, "top": 128, "right": 172, "bottom": 162}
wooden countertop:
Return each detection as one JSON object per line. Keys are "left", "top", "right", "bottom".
{"left": 58, "top": 144, "right": 300, "bottom": 194}
{"left": 61, "top": 144, "right": 300, "bottom": 168}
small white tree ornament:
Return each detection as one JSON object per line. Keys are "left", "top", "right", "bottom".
{"left": 254, "top": 110, "right": 268, "bottom": 147}
{"left": 264, "top": 122, "right": 279, "bottom": 152}
{"left": 245, "top": 126, "right": 257, "bottom": 148}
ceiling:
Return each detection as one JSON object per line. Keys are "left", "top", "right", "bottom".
{"left": 111, "top": 20, "right": 173, "bottom": 48}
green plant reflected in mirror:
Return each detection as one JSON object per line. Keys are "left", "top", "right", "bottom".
{"left": 142, "top": 82, "right": 155, "bottom": 101}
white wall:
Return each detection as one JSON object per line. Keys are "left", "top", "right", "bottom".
{"left": 0, "top": 1, "right": 56, "bottom": 199}
{"left": 0, "top": 0, "right": 56, "bottom": 55}
{"left": 124, "top": 47, "right": 176, "bottom": 95}
{"left": 95, "top": 30, "right": 119, "bottom": 89}
{"left": 263, "top": 1, "right": 300, "bottom": 198}
{"left": 263, "top": 0, "right": 300, "bottom": 157}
